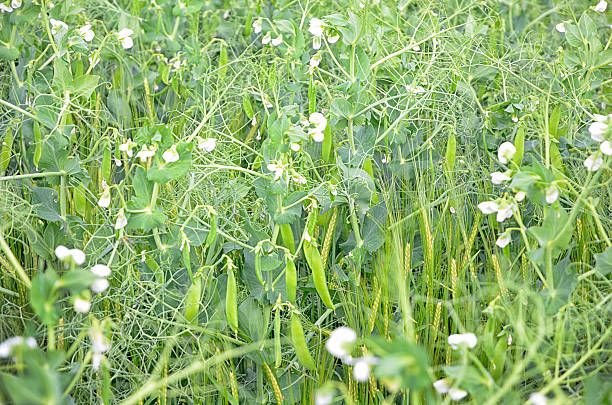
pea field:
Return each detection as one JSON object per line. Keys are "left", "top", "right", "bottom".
{"left": 0, "top": 0, "right": 611, "bottom": 404}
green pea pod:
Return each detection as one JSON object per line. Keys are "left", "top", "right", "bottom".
{"left": 254, "top": 251, "right": 265, "bottom": 286}
{"left": 279, "top": 224, "right": 295, "bottom": 254}
{"left": 285, "top": 256, "right": 297, "bottom": 303}
{"left": 303, "top": 241, "right": 334, "bottom": 310}
{"left": 445, "top": 132, "right": 457, "bottom": 172}
{"left": 219, "top": 42, "right": 228, "bottom": 81}
{"left": 185, "top": 274, "right": 201, "bottom": 325}
{"left": 243, "top": 93, "right": 254, "bottom": 119}
{"left": 513, "top": 126, "right": 525, "bottom": 166}
{"left": 308, "top": 77, "right": 316, "bottom": 115}
{"left": 205, "top": 213, "right": 217, "bottom": 248}
{"left": 321, "top": 124, "right": 332, "bottom": 164}
{"left": 33, "top": 121, "right": 42, "bottom": 169}
{"left": 362, "top": 158, "right": 378, "bottom": 204}
{"left": 289, "top": 314, "right": 316, "bottom": 371}
{"left": 226, "top": 268, "right": 238, "bottom": 332}
{"left": 306, "top": 201, "right": 319, "bottom": 238}
{"left": 243, "top": 9, "right": 253, "bottom": 37}
{"left": 0, "top": 125, "right": 14, "bottom": 173}
{"left": 101, "top": 144, "right": 111, "bottom": 184}
{"left": 73, "top": 185, "right": 88, "bottom": 218}
{"left": 274, "top": 298, "right": 281, "bottom": 368}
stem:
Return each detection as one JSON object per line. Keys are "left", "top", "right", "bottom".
{"left": 0, "top": 98, "right": 41, "bottom": 123}
{"left": 0, "top": 171, "right": 65, "bottom": 181}
{"left": 348, "top": 199, "right": 363, "bottom": 248}
{"left": 60, "top": 174, "right": 67, "bottom": 219}
{"left": 0, "top": 230, "right": 31, "bottom": 288}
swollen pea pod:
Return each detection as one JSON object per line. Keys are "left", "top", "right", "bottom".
{"left": 254, "top": 249, "right": 265, "bottom": 286}
{"left": 219, "top": 42, "right": 228, "bottom": 80}
{"left": 101, "top": 142, "right": 112, "bottom": 184}
{"left": 33, "top": 120, "right": 42, "bottom": 169}
{"left": 321, "top": 124, "right": 332, "bottom": 165}
{"left": 513, "top": 126, "right": 525, "bottom": 166}
{"left": 303, "top": 241, "right": 334, "bottom": 310}
{"left": 243, "top": 9, "right": 253, "bottom": 37}
{"left": 279, "top": 223, "right": 295, "bottom": 254}
{"left": 445, "top": 132, "right": 457, "bottom": 172}
{"left": 308, "top": 77, "right": 316, "bottom": 115}
{"left": 243, "top": 93, "right": 255, "bottom": 120}
{"left": 185, "top": 271, "right": 202, "bottom": 325}
{"left": 289, "top": 313, "right": 316, "bottom": 371}
{"left": 362, "top": 158, "right": 378, "bottom": 204}
{"left": 205, "top": 210, "right": 217, "bottom": 248}
{"left": 73, "top": 185, "right": 88, "bottom": 218}
{"left": 274, "top": 295, "right": 282, "bottom": 368}
{"left": 226, "top": 267, "right": 238, "bottom": 333}
{"left": 0, "top": 125, "right": 14, "bottom": 173}
{"left": 285, "top": 256, "right": 297, "bottom": 304}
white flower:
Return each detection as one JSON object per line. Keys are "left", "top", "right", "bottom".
{"left": 252, "top": 18, "right": 263, "bottom": 34}
{"left": 496, "top": 231, "right": 512, "bottom": 248}
{"left": 594, "top": 0, "right": 608, "bottom": 12}
{"left": 267, "top": 162, "right": 286, "bottom": 181}
{"left": 353, "top": 358, "right": 371, "bottom": 382}
{"left": 0, "top": 336, "right": 35, "bottom": 357}
{"left": 412, "top": 45, "right": 421, "bottom": 51}
{"left": 0, "top": 4, "right": 12, "bottom": 12}
{"left": 308, "top": 18, "right": 326, "bottom": 37}
{"left": 12, "top": 0, "right": 21, "bottom": 8}
{"left": 310, "top": 54, "right": 322, "bottom": 68}
{"left": 91, "top": 264, "right": 111, "bottom": 278}
{"left": 433, "top": 379, "right": 450, "bottom": 394}
{"left": 545, "top": 185, "right": 559, "bottom": 204}
{"left": 477, "top": 201, "right": 499, "bottom": 214}
{"left": 77, "top": 24, "right": 95, "bottom": 42}
{"left": 310, "top": 129, "right": 325, "bottom": 142}
{"left": 313, "top": 36, "right": 322, "bottom": 50}
{"left": 119, "top": 139, "right": 135, "bottom": 157}
{"left": 49, "top": 19, "right": 68, "bottom": 35}
{"left": 528, "top": 393, "right": 548, "bottom": 405}
{"left": 490, "top": 171, "right": 511, "bottom": 185}
{"left": 55, "top": 245, "right": 86, "bottom": 265}
{"left": 115, "top": 208, "right": 128, "bottom": 230}
{"left": 589, "top": 122, "right": 608, "bottom": 142}
{"left": 98, "top": 188, "right": 111, "bottom": 208}
{"left": 325, "top": 326, "right": 356, "bottom": 361}
{"left": 310, "top": 113, "right": 327, "bottom": 132}
{"left": 497, "top": 142, "right": 516, "bottom": 164}
{"left": 315, "top": 392, "right": 333, "bottom": 405}
{"left": 262, "top": 32, "right": 271, "bottom": 45}
{"left": 555, "top": 22, "right": 565, "bottom": 33}
{"left": 290, "top": 143, "right": 301, "bottom": 152}
{"left": 89, "top": 325, "right": 109, "bottom": 371}
{"left": 91, "top": 278, "right": 109, "bottom": 293}
{"left": 448, "top": 333, "right": 477, "bottom": 350}
{"left": 496, "top": 201, "right": 516, "bottom": 222}
{"left": 136, "top": 145, "right": 156, "bottom": 162}
{"left": 271, "top": 35, "right": 283, "bottom": 47}
{"left": 162, "top": 145, "right": 180, "bottom": 163}
{"left": 515, "top": 191, "right": 526, "bottom": 202}
{"left": 117, "top": 28, "right": 134, "bottom": 49}
{"left": 263, "top": 98, "right": 273, "bottom": 109}
{"left": 93, "top": 353, "right": 103, "bottom": 371}
{"left": 88, "top": 54, "right": 100, "bottom": 68}
{"left": 74, "top": 298, "right": 91, "bottom": 313}
{"left": 406, "top": 84, "right": 426, "bottom": 94}
{"left": 584, "top": 154, "right": 603, "bottom": 172}
{"left": 449, "top": 388, "right": 468, "bottom": 401}
{"left": 327, "top": 33, "right": 340, "bottom": 43}
{"left": 600, "top": 140, "right": 612, "bottom": 155}
{"left": 198, "top": 138, "right": 217, "bottom": 152}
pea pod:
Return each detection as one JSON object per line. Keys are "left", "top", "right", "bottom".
{"left": 289, "top": 313, "right": 316, "bottom": 371}
{"left": 308, "top": 77, "right": 316, "bottom": 115}
{"left": 73, "top": 185, "right": 88, "bottom": 218}
{"left": 219, "top": 42, "right": 228, "bottom": 81}
{"left": 512, "top": 126, "right": 525, "bottom": 166}
{"left": 445, "top": 132, "right": 456, "bottom": 172}
{"left": 321, "top": 123, "right": 332, "bottom": 164}
{"left": 274, "top": 296, "right": 282, "bottom": 368}
{"left": 185, "top": 273, "right": 202, "bottom": 325}
{"left": 303, "top": 241, "right": 334, "bottom": 310}
{"left": 254, "top": 250, "right": 265, "bottom": 286}
{"left": 243, "top": 9, "right": 253, "bottom": 37}
{"left": 285, "top": 256, "right": 297, "bottom": 303}
{"left": 226, "top": 268, "right": 238, "bottom": 333}
{"left": 101, "top": 144, "right": 112, "bottom": 184}
{"left": 205, "top": 212, "right": 217, "bottom": 248}
{"left": 33, "top": 121, "right": 42, "bottom": 169}
{"left": 243, "top": 93, "right": 254, "bottom": 119}
{"left": 279, "top": 224, "right": 295, "bottom": 254}
{"left": 0, "top": 125, "right": 14, "bottom": 173}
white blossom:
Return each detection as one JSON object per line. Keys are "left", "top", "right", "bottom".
{"left": 271, "top": 35, "right": 283, "bottom": 47}
{"left": 448, "top": 333, "right": 477, "bottom": 350}
{"left": 490, "top": 171, "right": 511, "bottom": 185}
{"left": 252, "top": 18, "right": 263, "bottom": 34}
{"left": 55, "top": 246, "right": 86, "bottom": 265}
{"left": 315, "top": 392, "right": 333, "bottom": 405}
{"left": 600, "top": 140, "right": 612, "bottom": 155}
{"left": 497, "top": 142, "right": 516, "bottom": 164}
{"left": 353, "top": 358, "right": 371, "bottom": 382}
{"left": 74, "top": 298, "right": 91, "bottom": 313}
{"left": 77, "top": 24, "right": 95, "bottom": 42}
{"left": 496, "top": 230, "right": 512, "bottom": 248}
{"left": 162, "top": 145, "right": 180, "bottom": 163}
{"left": 262, "top": 32, "right": 271, "bottom": 45}
{"left": 98, "top": 187, "right": 111, "bottom": 208}
{"left": 267, "top": 162, "right": 286, "bottom": 181}
{"left": 91, "top": 278, "right": 109, "bottom": 293}
{"left": 88, "top": 54, "right": 100, "bottom": 68}
{"left": 545, "top": 185, "right": 559, "bottom": 204}
{"left": 594, "top": 0, "right": 608, "bottom": 12}
{"left": 310, "top": 54, "right": 322, "bottom": 68}
{"left": 449, "top": 388, "right": 468, "bottom": 401}
{"left": 91, "top": 264, "right": 111, "bottom": 278}
{"left": 308, "top": 18, "right": 326, "bottom": 37}
{"left": 11, "top": 0, "right": 21, "bottom": 8}
{"left": 477, "top": 201, "right": 499, "bottom": 214}
{"left": 198, "top": 138, "right": 217, "bottom": 152}
{"left": 515, "top": 191, "right": 526, "bottom": 202}
{"left": 555, "top": 22, "right": 565, "bottom": 33}
{"left": 584, "top": 154, "right": 603, "bottom": 172}
{"left": 589, "top": 122, "right": 608, "bottom": 142}
{"left": 49, "top": 19, "right": 68, "bottom": 35}
{"left": 136, "top": 145, "right": 156, "bottom": 162}
{"left": 0, "top": 4, "right": 12, "bottom": 12}
{"left": 528, "top": 393, "right": 548, "bottom": 405}
{"left": 115, "top": 208, "right": 128, "bottom": 230}
{"left": 496, "top": 201, "right": 516, "bottom": 222}
{"left": 0, "top": 336, "right": 36, "bottom": 358}
{"left": 89, "top": 325, "right": 110, "bottom": 371}
{"left": 117, "top": 28, "right": 134, "bottom": 49}
{"left": 325, "top": 326, "right": 356, "bottom": 362}
{"left": 433, "top": 379, "right": 450, "bottom": 394}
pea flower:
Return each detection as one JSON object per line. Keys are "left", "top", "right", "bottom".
{"left": 290, "top": 143, "right": 301, "bottom": 152}
{"left": 545, "top": 185, "right": 559, "bottom": 204}
{"left": 267, "top": 162, "right": 286, "bottom": 181}
{"left": 433, "top": 379, "right": 451, "bottom": 394}
{"left": 584, "top": 153, "right": 603, "bottom": 172}
{"left": 308, "top": 18, "right": 326, "bottom": 37}
{"left": 325, "top": 326, "right": 357, "bottom": 362}
{"left": 433, "top": 379, "right": 468, "bottom": 401}
{"left": 252, "top": 18, "right": 263, "bottom": 34}
{"left": 136, "top": 145, "right": 156, "bottom": 162}
{"left": 449, "top": 388, "right": 468, "bottom": 401}
{"left": 271, "top": 35, "right": 283, "bottom": 47}
{"left": 77, "top": 24, "right": 95, "bottom": 42}
{"left": 198, "top": 138, "right": 217, "bottom": 152}
{"left": 315, "top": 392, "right": 333, "bottom": 405}
{"left": 55, "top": 245, "right": 86, "bottom": 265}
{"left": 496, "top": 230, "right": 512, "bottom": 248}
{"left": 490, "top": 171, "right": 511, "bottom": 185}
{"left": 496, "top": 200, "right": 516, "bottom": 222}
{"left": 91, "top": 278, "right": 109, "bottom": 293}
{"left": 497, "top": 142, "right": 516, "bottom": 164}
{"left": 308, "top": 112, "right": 327, "bottom": 142}
{"left": 515, "top": 191, "right": 526, "bottom": 201}
{"left": 448, "top": 333, "right": 477, "bottom": 349}
{"left": 88, "top": 54, "right": 100, "bottom": 68}
{"left": 0, "top": 3, "right": 12, "bottom": 12}
{"left": 89, "top": 322, "right": 110, "bottom": 371}
{"left": 119, "top": 139, "right": 136, "bottom": 157}
{"left": 600, "top": 141, "right": 612, "bottom": 155}
{"left": 477, "top": 201, "right": 499, "bottom": 214}
{"left": 98, "top": 186, "right": 111, "bottom": 208}
{"left": 594, "top": 0, "right": 608, "bottom": 12}
{"left": 310, "top": 53, "right": 322, "bottom": 68}
{"left": 115, "top": 208, "right": 128, "bottom": 230}
{"left": 0, "top": 336, "right": 36, "bottom": 358}
{"left": 74, "top": 297, "right": 91, "bottom": 313}
{"left": 555, "top": 22, "right": 565, "bottom": 33}
{"left": 49, "top": 18, "right": 68, "bottom": 35}
{"left": 117, "top": 28, "right": 134, "bottom": 49}
{"left": 528, "top": 393, "right": 548, "bottom": 405}
{"left": 12, "top": 0, "right": 21, "bottom": 8}
{"left": 162, "top": 145, "right": 180, "bottom": 163}
{"left": 262, "top": 32, "right": 271, "bottom": 45}
{"left": 353, "top": 358, "right": 371, "bottom": 382}
{"left": 91, "top": 264, "right": 111, "bottom": 277}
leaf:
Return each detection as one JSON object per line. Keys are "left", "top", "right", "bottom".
{"left": 540, "top": 255, "right": 577, "bottom": 315}
{"left": 354, "top": 46, "right": 370, "bottom": 82}
{"left": 594, "top": 246, "right": 612, "bottom": 276}
{"left": 0, "top": 45, "right": 19, "bottom": 61}
{"left": 28, "top": 185, "right": 62, "bottom": 222}
{"left": 331, "top": 98, "right": 352, "bottom": 119}
{"left": 361, "top": 203, "right": 387, "bottom": 252}
{"left": 127, "top": 168, "right": 168, "bottom": 231}
{"left": 70, "top": 74, "right": 99, "bottom": 99}
{"left": 368, "top": 337, "right": 431, "bottom": 391}
{"left": 564, "top": 24, "right": 583, "bottom": 48}
{"left": 147, "top": 142, "right": 193, "bottom": 183}
{"left": 528, "top": 208, "right": 571, "bottom": 250}
{"left": 272, "top": 191, "right": 306, "bottom": 225}
{"left": 30, "top": 269, "right": 60, "bottom": 326}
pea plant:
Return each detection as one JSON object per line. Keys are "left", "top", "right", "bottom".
{"left": 0, "top": 0, "right": 611, "bottom": 404}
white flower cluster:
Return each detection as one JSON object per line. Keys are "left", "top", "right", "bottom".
{"left": 584, "top": 113, "right": 612, "bottom": 172}
{"left": 89, "top": 321, "right": 110, "bottom": 371}
{"left": 308, "top": 18, "right": 339, "bottom": 50}
{"left": 0, "top": 0, "right": 22, "bottom": 13}
{"left": 0, "top": 336, "right": 36, "bottom": 358}
{"left": 324, "top": 326, "right": 379, "bottom": 382}
{"left": 251, "top": 18, "right": 282, "bottom": 47}
{"left": 432, "top": 333, "right": 478, "bottom": 401}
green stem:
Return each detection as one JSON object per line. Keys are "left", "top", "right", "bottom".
{"left": 60, "top": 174, "right": 67, "bottom": 219}
{"left": 348, "top": 199, "right": 363, "bottom": 248}
{"left": 0, "top": 230, "right": 31, "bottom": 288}
{"left": 0, "top": 98, "right": 41, "bottom": 123}
{"left": 0, "top": 171, "right": 65, "bottom": 181}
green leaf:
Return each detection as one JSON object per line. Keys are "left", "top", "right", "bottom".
{"left": 28, "top": 185, "right": 62, "bottom": 222}
{"left": 354, "top": 46, "right": 370, "bottom": 82}
{"left": 30, "top": 269, "right": 60, "bottom": 326}
{"left": 0, "top": 45, "right": 19, "bottom": 61}
{"left": 147, "top": 142, "right": 193, "bottom": 183}
{"left": 369, "top": 337, "right": 431, "bottom": 391}
{"left": 60, "top": 269, "right": 97, "bottom": 294}
{"left": 331, "top": 98, "right": 352, "bottom": 119}
{"left": 564, "top": 24, "right": 583, "bottom": 48}
{"left": 70, "top": 74, "right": 99, "bottom": 98}
{"left": 594, "top": 246, "right": 612, "bottom": 276}
{"left": 272, "top": 191, "right": 306, "bottom": 225}
{"left": 127, "top": 168, "right": 168, "bottom": 231}
{"left": 361, "top": 203, "right": 387, "bottom": 252}
{"left": 540, "top": 255, "right": 577, "bottom": 315}
{"left": 528, "top": 208, "right": 571, "bottom": 249}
